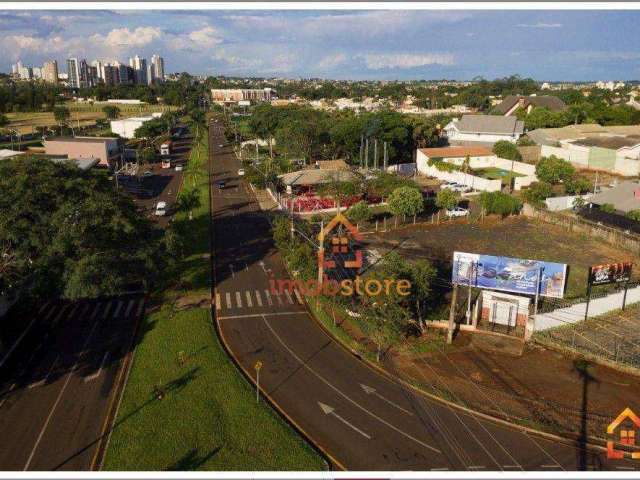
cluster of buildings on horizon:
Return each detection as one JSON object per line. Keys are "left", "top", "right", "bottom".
{"left": 9, "top": 54, "right": 165, "bottom": 88}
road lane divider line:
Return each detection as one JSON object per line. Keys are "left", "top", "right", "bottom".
{"left": 23, "top": 314, "right": 102, "bottom": 470}
{"left": 359, "top": 383, "right": 413, "bottom": 416}
{"left": 218, "top": 311, "right": 303, "bottom": 320}
{"left": 84, "top": 352, "right": 110, "bottom": 382}
{"left": 261, "top": 315, "right": 441, "bottom": 455}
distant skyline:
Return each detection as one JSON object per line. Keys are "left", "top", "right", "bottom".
{"left": 1, "top": 9, "right": 639, "bottom": 81}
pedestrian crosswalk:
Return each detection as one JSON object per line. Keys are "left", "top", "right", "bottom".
{"left": 38, "top": 297, "right": 145, "bottom": 324}
{"left": 215, "top": 288, "right": 304, "bottom": 311}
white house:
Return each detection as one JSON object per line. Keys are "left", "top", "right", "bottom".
{"left": 444, "top": 115, "right": 524, "bottom": 145}
{"left": 110, "top": 113, "right": 163, "bottom": 139}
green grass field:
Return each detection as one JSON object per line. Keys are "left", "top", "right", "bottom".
{"left": 473, "top": 167, "right": 524, "bottom": 185}
{"left": 103, "top": 126, "right": 325, "bottom": 471}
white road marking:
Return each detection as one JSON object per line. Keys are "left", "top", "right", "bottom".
{"left": 79, "top": 303, "right": 90, "bottom": 318}
{"left": 359, "top": 383, "right": 414, "bottom": 416}
{"left": 262, "top": 316, "right": 441, "bottom": 454}
{"left": 284, "top": 290, "right": 294, "bottom": 304}
{"left": 225, "top": 292, "right": 232, "bottom": 309}
{"left": 217, "top": 311, "right": 303, "bottom": 320}
{"left": 468, "top": 466, "right": 486, "bottom": 470}
{"left": 67, "top": 304, "right": 79, "bottom": 319}
{"left": 23, "top": 314, "right": 102, "bottom": 471}
{"left": 28, "top": 355, "right": 60, "bottom": 389}
{"left": 264, "top": 289, "right": 273, "bottom": 306}
{"left": 43, "top": 304, "right": 57, "bottom": 320}
{"left": 245, "top": 291, "right": 253, "bottom": 308}
{"left": 102, "top": 301, "right": 113, "bottom": 320}
{"left": 84, "top": 352, "right": 110, "bottom": 382}
{"left": 235, "top": 291, "right": 243, "bottom": 308}
{"left": 124, "top": 299, "right": 135, "bottom": 317}
{"left": 541, "top": 465, "right": 563, "bottom": 468}
{"left": 135, "top": 299, "right": 145, "bottom": 317}
{"left": 53, "top": 305, "right": 68, "bottom": 324}
{"left": 0, "top": 383, "right": 16, "bottom": 409}
{"left": 229, "top": 264, "right": 235, "bottom": 278}
{"left": 294, "top": 289, "right": 303, "bottom": 304}
{"left": 275, "top": 293, "right": 283, "bottom": 305}
{"left": 215, "top": 293, "right": 222, "bottom": 310}
{"left": 318, "top": 402, "right": 371, "bottom": 439}
{"left": 90, "top": 303, "right": 101, "bottom": 320}
{"left": 254, "top": 290, "right": 263, "bottom": 307}
{"left": 244, "top": 261, "right": 249, "bottom": 272}
{"left": 113, "top": 301, "right": 123, "bottom": 318}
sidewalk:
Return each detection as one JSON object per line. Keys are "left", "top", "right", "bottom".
{"left": 249, "top": 185, "right": 280, "bottom": 212}
{"left": 535, "top": 285, "right": 640, "bottom": 331}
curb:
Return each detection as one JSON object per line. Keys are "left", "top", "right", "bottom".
{"left": 301, "top": 296, "right": 612, "bottom": 457}
{"left": 206, "top": 121, "right": 336, "bottom": 471}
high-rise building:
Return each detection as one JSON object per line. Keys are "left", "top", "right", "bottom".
{"left": 151, "top": 54, "right": 165, "bottom": 83}
{"left": 32, "top": 67, "right": 42, "bottom": 80}
{"left": 116, "top": 62, "right": 135, "bottom": 85}
{"left": 103, "top": 64, "right": 120, "bottom": 86}
{"left": 43, "top": 61, "right": 59, "bottom": 84}
{"left": 91, "top": 60, "right": 104, "bottom": 81}
{"left": 129, "top": 55, "right": 147, "bottom": 85}
{"left": 67, "top": 58, "right": 80, "bottom": 88}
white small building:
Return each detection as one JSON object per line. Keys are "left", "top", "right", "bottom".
{"left": 444, "top": 115, "right": 524, "bottom": 145}
{"left": 110, "top": 113, "right": 163, "bottom": 139}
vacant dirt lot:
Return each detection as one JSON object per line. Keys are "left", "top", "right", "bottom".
{"left": 6, "top": 103, "right": 178, "bottom": 134}
{"left": 366, "top": 216, "right": 639, "bottom": 299}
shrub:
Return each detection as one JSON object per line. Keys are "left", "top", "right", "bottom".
{"left": 565, "top": 176, "right": 593, "bottom": 195}
{"left": 388, "top": 186, "right": 424, "bottom": 218}
{"left": 479, "top": 191, "right": 522, "bottom": 217}
{"left": 346, "top": 201, "right": 372, "bottom": 225}
{"left": 535, "top": 155, "right": 575, "bottom": 184}
{"left": 523, "top": 181, "right": 554, "bottom": 205}
{"left": 600, "top": 203, "right": 616, "bottom": 214}
{"left": 626, "top": 210, "right": 640, "bottom": 222}
{"left": 427, "top": 157, "right": 459, "bottom": 172}
{"left": 492, "top": 140, "right": 522, "bottom": 161}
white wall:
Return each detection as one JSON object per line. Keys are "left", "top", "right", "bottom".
{"left": 544, "top": 194, "right": 592, "bottom": 212}
{"left": 541, "top": 144, "right": 639, "bottom": 176}
{"left": 417, "top": 158, "right": 502, "bottom": 193}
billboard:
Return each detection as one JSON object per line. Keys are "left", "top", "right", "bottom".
{"left": 452, "top": 251, "right": 568, "bottom": 298}
{"left": 589, "top": 262, "right": 633, "bottom": 286}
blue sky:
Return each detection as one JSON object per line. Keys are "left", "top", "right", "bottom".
{"left": 1, "top": 9, "right": 639, "bottom": 80}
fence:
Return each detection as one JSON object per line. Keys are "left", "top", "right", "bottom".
{"left": 522, "top": 204, "right": 640, "bottom": 253}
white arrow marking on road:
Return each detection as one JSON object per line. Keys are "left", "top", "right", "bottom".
{"left": 360, "top": 384, "right": 414, "bottom": 416}
{"left": 318, "top": 402, "right": 371, "bottom": 439}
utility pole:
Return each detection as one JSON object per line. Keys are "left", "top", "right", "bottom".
{"left": 466, "top": 262, "right": 474, "bottom": 324}
{"left": 373, "top": 139, "right": 378, "bottom": 170}
{"left": 318, "top": 219, "right": 325, "bottom": 289}
{"left": 447, "top": 284, "right": 459, "bottom": 344}
{"left": 365, "top": 138, "right": 369, "bottom": 170}
{"left": 383, "top": 141, "right": 388, "bottom": 171}
{"left": 359, "top": 135, "right": 364, "bottom": 168}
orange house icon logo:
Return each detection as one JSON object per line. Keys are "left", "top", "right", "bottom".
{"left": 318, "top": 212, "right": 363, "bottom": 271}
{"left": 607, "top": 407, "right": 640, "bottom": 459}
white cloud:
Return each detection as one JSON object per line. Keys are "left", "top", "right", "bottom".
{"left": 97, "top": 26, "right": 162, "bottom": 48}
{"left": 188, "top": 26, "right": 222, "bottom": 48}
{"left": 317, "top": 53, "right": 348, "bottom": 71}
{"left": 360, "top": 53, "right": 455, "bottom": 70}
{"left": 516, "top": 23, "right": 562, "bottom": 28}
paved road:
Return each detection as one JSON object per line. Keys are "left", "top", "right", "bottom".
{"left": 208, "top": 118, "right": 638, "bottom": 472}
{"left": 0, "top": 294, "right": 144, "bottom": 470}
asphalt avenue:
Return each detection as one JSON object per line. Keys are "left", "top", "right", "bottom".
{"left": 208, "top": 118, "right": 638, "bottom": 472}
{"left": 0, "top": 294, "right": 144, "bottom": 470}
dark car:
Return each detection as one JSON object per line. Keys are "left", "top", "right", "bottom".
{"left": 217, "top": 180, "right": 226, "bottom": 189}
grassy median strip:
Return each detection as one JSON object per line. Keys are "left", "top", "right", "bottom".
{"left": 104, "top": 127, "right": 324, "bottom": 471}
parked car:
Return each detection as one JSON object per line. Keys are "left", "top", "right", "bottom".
{"left": 175, "top": 165, "right": 183, "bottom": 172}
{"left": 155, "top": 201, "right": 167, "bottom": 216}
{"left": 446, "top": 207, "right": 470, "bottom": 218}
{"left": 217, "top": 180, "right": 226, "bottom": 189}
{"left": 238, "top": 168, "right": 245, "bottom": 176}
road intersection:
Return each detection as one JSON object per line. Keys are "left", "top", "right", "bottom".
{"left": 207, "top": 118, "right": 637, "bottom": 472}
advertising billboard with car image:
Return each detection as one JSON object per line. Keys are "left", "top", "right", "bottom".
{"left": 452, "top": 251, "right": 567, "bottom": 298}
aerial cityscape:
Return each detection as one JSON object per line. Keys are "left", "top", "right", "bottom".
{"left": 1, "top": 5, "right": 640, "bottom": 479}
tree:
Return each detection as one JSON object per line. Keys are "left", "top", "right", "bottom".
{"left": 0, "top": 114, "right": 9, "bottom": 128}
{"left": 53, "top": 106, "right": 70, "bottom": 126}
{"left": 600, "top": 203, "right": 616, "bottom": 214}
{"left": 479, "top": 191, "right": 523, "bottom": 216}
{"left": 102, "top": 105, "right": 120, "bottom": 120}
{"left": 536, "top": 155, "right": 576, "bottom": 184}
{"left": 176, "top": 188, "right": 201, "bottom": 220}
{"left": 134, "top": 118, "right": 166, "bottom": 139}
{"left": 388, "top": 186, "right": 424, "bottom": 221}
{"left": 522, "top": 182, "right": 554, "bottom": 205}
{"left": 435, "top": 188, "right": 459, "bottom": 211}
{"left": 408, "top": 259, "right": 437, "bottom": 332}
{"left": 565, "top": 176, "right": 593, "bottom": 195}
{"left": 492, "top": 140, "right": 522, "bottom": 161}
{"left": 346, "top": 201, "right": 372, "bottom": 228}
{"left": 317, "top": 177, "right": 359, "bottom": 209}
